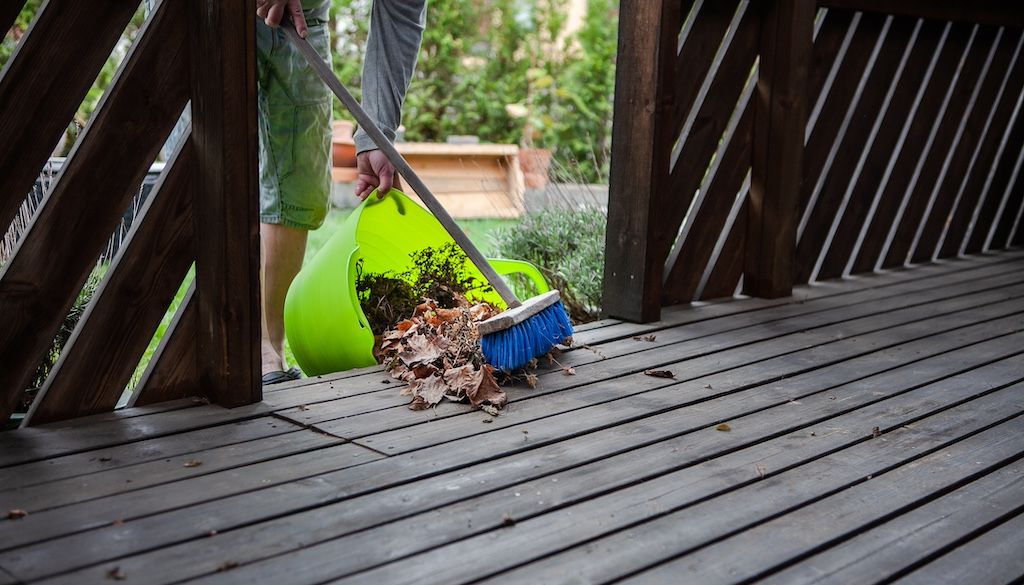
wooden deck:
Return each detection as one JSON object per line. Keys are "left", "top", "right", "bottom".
{"left": 2, "top": 250, "right": 1023, "bottom": 584}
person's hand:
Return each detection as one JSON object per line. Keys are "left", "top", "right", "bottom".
{"left": 355, "top": 149, "right": 402, "bottom": 200}
{"left": 256, "top": 0, "right": 307, "bottom": 38}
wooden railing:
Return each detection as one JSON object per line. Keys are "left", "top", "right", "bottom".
{"left": 0, "top": 0, "right": 261, "bottom": 426}
{"left": 604, "top": 0, "right": 1024, "bottom": 322}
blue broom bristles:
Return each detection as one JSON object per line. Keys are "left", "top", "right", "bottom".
{"left": 481, "top": 300, "right": 574, "bottom": 372}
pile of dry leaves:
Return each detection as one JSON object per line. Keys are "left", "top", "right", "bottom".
{"left": 376, "top": 298, "right": 510, "bottom": 415}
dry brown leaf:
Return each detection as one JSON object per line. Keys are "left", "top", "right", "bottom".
{"left": 6, "top": 509, "right": 27, "bottom": 520}
{"left": 871, "top": 426, "right": 882, "bottom": 438}
{"left": 525, "top": 373, "right": 539, "bottom": 389}
{"left": 501, "top": 513, "right": 517, "bottom": 526}
{"left": 183, "top": 459, "right": 202, "bottom": 468}
{"left": 562, "top": 367, "right": 576, "bottom": 376}
{"left": 470, "top": 303, "right": 496, "bottom": 322}
{"left": 414, "top": 300, "right": 438, "bottom": 315}
{"left": 715, "top": 423, "right": 731, "bottom": 432}
{"left": 216, "top": 561, "right": 239, "bottom": 572}
{"left": 398, "top": 334, "right": 444, "bottom": 366}
{"left": 416, "top": 375, "right": 449, "bottom": 407}
{"left": 644, "top": 369, "right": 675, "bottom": 379}
{"left": 395, "top": 319, "right": 416, "bottom": 332}
{"left": 756, "top": 465, "right": 768, "bottom": 478}
{"left": 632, "top": 335, "right": 657, "bottom": 342}
{"left": 411, "top": 364, "right": 438, "bottom": 379}
{"left": 443, "top": 364, "right": 482, "bottom": 397}
{"left": 468, "top": 366, "right": 507, "bottom": 409}
{"left": 435, "top": 308, "right": 463, "bottom": 322}
{"left": 481, "top": 404, "right": 500, "bottom": 417}
{"left": 106, "top": 566, "right": 127, "bottom": 580}
{"left": 408, "top": 394, "right": 429, "bottom": 411}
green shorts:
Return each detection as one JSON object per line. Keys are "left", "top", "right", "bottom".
{"left": 257, "top": 3, "right": 332, "bottom": 231}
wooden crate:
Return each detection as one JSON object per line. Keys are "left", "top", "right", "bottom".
{"left": 334, "top": 142, "right": 525, "bottom": 218}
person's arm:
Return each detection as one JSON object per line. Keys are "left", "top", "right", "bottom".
{"left": 354, "top": 0, "right": 427, "bottom": 200}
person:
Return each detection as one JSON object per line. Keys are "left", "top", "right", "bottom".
{"left": 254, "top": 0, "right": 426, "bottom": 384}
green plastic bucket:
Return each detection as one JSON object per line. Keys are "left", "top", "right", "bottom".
{"left": 284, "top": 190, "right": 549, "bottom": 376}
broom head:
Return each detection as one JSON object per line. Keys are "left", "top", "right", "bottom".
{"left": 479, "top": 290, "right": 574, "bottom": 372}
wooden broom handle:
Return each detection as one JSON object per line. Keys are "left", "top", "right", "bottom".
{"left": 281, "top": 22, "right": 522, "bottom": 308}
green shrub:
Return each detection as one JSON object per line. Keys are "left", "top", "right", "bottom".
{"left": 490, "top": 207, "right": 605, "bottom": 323}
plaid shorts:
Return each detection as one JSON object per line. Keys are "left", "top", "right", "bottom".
{"left": 256, "top": 2, "right": 333, "bottom": 230}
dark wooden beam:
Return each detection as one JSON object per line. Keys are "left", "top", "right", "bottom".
{"left": 131, "top": 284, "right": 200, "bottom": 407}
{"left": 0, "top": 1, "right": 188, "bottom": 424}
{"left": 939, "top": 31, "right": 1024, "bottom": 259}
{"left": 666, "top": 1, "right": 742, "bottom": 143}
{"left": 188, "top": 0, "right": 261, "bottom": 405}
{"left": 850, "top": 22, "right": 967, "bottom": 273}
{"left": 0, "top": 0, "right": 138, "bottom": 236}
{"left": 802, "top": 16, "right": 918, "bottom": 282}
{"left": 912, "top": 26, "right": 1010, "bottom": 263}
{"left": 23, "top": 138, "right": 196, "bottom": 426}
{"left": 744, "top": 0, "right": 814, "bottom": 297}
{"left": 662, "top": 99, "right": 753, "bottom": 304}
{"left": 0, "top": 0, "right": 27, "bottom": 34}
{"left": 819, "top": 18, "right": 946, "bottom": 278}
{"left": 981, "top": 116, "right": 1024, "bottom": 251}
{"left": 602, "top": 0, "right": 685, "bottom": 322}
{"left": 964, "top": 86, "right": 1024, "bottom": 254}
{"left": 701, "top": 201, "right": 748, "bottom": 300}
{"left": 883, "top": 26, "right": 997, "bottom": 268}
{"left": 819, "top": 0, "right": 1024, "bottom": 29}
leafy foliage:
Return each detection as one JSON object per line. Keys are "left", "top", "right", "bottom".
{"left": 490, "top": 206, "right": 606, "bottom": 323}
{"left": 330, "top": 0, "right": 619, "bottom": 182}
{"left": 355, "top": 243, "right": 492, "bottom": 335}
{"left": 6, "top": 0, "right": 618, "bottom": 177}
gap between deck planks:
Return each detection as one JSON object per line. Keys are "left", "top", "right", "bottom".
{"left": 760, "top": 460, "right": 1024, "bottom": 584}
{"left": 183, "top": 372, "right": 1024, "bottom": 585}
{"left": 12, "top": 318, "right": 1024, "bottom": 582}
{"left": 278, "top": 257, "right": 1024, "bottom": 434}
{"left": 355, "top": 388, "right": 1024, "bottom": 585}
{"left": 263, "top": 250, "right": 1024, "bottom": 413}
{"left": 895, "top": 511, "right": 1024, "bottom": 585}
{"left": 0, "top": 253, "right": 1015, "bottom": 485}
{"left": 9, "top": 299, "right": 1024, "bottom": 577}
{"left": 337, "top": 270, "right": 1024, "bottom": 446}
{"left": 0, "top": 252, "right": 1019, "bottom": 585}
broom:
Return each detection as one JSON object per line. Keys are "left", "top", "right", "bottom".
{"left": 282, "top": 22, "right": 573, "bottom": 372}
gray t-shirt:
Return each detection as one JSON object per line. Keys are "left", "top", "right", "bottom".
{"left": 353, "top": 0, "right": 427, "bottom": 154}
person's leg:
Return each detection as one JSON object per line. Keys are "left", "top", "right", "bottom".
{"left": 260, "top": 223, "right": 307, "bottom": 375}
{"left": 256, "top": 6, "right": 332, "bottom": 380}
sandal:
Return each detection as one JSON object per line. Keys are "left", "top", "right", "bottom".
{"left": 261, "top": 366, "right": 302, "bottom": 386}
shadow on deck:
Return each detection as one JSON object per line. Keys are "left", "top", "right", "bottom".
{"left": 1, "top": 250, "right": 1023, "bottom": 584}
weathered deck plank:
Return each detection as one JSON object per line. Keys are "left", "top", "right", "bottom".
{"left": 1, "top": 251, "right": 1022, "bottom": 585}
{"left": 308, "top": 271, "right": 1024, "bottom": 440}
{"left": 760, "top": 460, "right": 1024, "bottom": 584}
{"left": 141, "top": 353, "right": 1024, "bottom": 585}
{"left": 896, "top": 511, "right": 1024, "bottom": 585}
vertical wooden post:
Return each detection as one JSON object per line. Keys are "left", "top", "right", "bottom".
{"left": 745, "top": 0, "right": 814, "bottom": 298}
{"left": 602, "top": 0, "right": 681, "bottom": 323}
{"left": 188, "top": 0, "right": 261, "bottom": 406}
